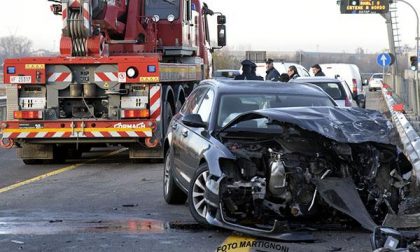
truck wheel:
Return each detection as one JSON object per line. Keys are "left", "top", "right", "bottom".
{"left": 163, "top": 102, "right": 173, "bottom": 138}
{"left": 188, "top": 163, "right": 210, "bottom": 225}
{"left": 66, "top": 147, "right": 82, "bottom": 159}
{"left": 163, "top": 147, "right": 187, "bottom": 204}
{"left": 52, "top": 145, "right": 66, "bottom": 164}
{"left": 22, "top": 159, "right": 43, "bottom": 165}
{"left": 175, "top": 100, "right": 182, "bottom": 114}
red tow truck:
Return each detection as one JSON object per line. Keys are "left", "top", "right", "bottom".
{"left": 1, "top": 0, "right": 226, "bottom": 164}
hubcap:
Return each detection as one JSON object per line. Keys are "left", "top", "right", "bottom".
{"left": 192, "top": 170, "right": 209, "bottom": 218}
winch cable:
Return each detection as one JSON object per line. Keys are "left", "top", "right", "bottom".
{"left": 68, "top": 10, "right": 87, "bottom": 56}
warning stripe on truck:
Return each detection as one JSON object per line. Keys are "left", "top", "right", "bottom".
{"left": 149, "top": 85, "right": 161, "bottom": 121}
{"left": 2, "top": 128, "right": 153, "bottom": 139}
{"left": 47, "top": 72, "right": 72, "bottom": 83}
{"left": 82, "top": 1, "right": 90, "bottom": 31}
{"left": 94, "top": 72, "right": 118, "bottom": 82}
{"left": 62, "top": 4, "right": 68, "bottom": 30}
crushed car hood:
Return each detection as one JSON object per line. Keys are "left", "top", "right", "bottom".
{"left": 220, "top": 106, "right": 393, "bottom": 144}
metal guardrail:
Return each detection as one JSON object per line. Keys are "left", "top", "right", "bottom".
{"left": 382, "top": 89, "right": 420, "bottom": 182}
{"left": 385, "top": 73, "right": 419, "bottom": 116}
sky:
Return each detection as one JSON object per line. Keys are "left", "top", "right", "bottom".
{"left": 0, "top": 0, "right": 419, "bottom": 53}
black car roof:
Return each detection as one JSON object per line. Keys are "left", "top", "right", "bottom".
{"left": 202, "top": 79, "right": 329, "bottom": 97}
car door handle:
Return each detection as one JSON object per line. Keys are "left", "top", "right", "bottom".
{"left": 172, "top": 124, "right": 177, "bottom": 130}
{"left": 182, "top": 130, "right": 188, "bottom": 138}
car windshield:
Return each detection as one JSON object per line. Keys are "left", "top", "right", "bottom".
{"left": 217, "top": 94, "right": 335, "bottom": 127}
{"left": 145, "top": 0, "right": 180, "bottom": 19}
{"left": 372, "top": 74, "right": 384, "bottom": 79}
{"left": 307, "top": 82, "right": 346, "bottom": 100}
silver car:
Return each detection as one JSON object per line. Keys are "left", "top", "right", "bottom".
{"left": 294, "top": 77, "right": 359, "bottom": 108}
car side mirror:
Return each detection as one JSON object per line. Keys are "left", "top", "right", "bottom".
{"left": 182, "top": 114, "right": 206, "bottom": 128}
{"left": 363, "top": 79, "right": 368, "bottom": 86}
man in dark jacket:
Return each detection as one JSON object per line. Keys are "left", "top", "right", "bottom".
{"left": 234, "top": 60, "right": 264, "bottom": 81}
{"left": 265, "top": 58, "right": 281, "bottom": 81}
{"left": 311, "top": 64, "right": 326, "bottom": 77}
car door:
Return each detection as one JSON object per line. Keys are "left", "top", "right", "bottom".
{"left": 173, "top": 87, "right": 208, "bottom": 189}
{"left": 180, "top": 88, "right": 215, "bottom": 182}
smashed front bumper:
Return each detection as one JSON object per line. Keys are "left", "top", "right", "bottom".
{"left": 205, "top": 205, "right": 315, "bottom": 242}
{"left": 204, "top": 175, "right": 314, "bottom": 242}
{"left": 205, "top": 175, "right": 386, "bottom": 241}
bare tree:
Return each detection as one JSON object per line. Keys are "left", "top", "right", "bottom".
{"left": 213, "top": 48, "right": 241, "bottom": 70}
{"left": 0, "top": 35, "right": 33, "bottom": 65}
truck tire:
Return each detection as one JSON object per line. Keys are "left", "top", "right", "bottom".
{"left": 163, "top": 101, "right": 173, "bottom": 138}
{"left": 66, "top": 147, "right": 82, "bottom": 159}
{"left": 175, "top": 100, "right": 182, "bottom": 114}
{"left": 22, "top": 159, "right": 43, "bottom": 165}
{"left": 52, "top": 145, "right": 66, "bottom": 164}
{"left": 163, "top": 147, "right": 187, "bottom": 204}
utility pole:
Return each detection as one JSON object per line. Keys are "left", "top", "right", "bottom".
{"left": 381, "top": 9, "right": 398, "bottom": 89}
{"left": 397, "top": 0, "right": 420, "bottom": 114}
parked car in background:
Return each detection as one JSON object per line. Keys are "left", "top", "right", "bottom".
{"left": 213, "top": 69, "right": 241, "bottom": 80}
{"left": 253, "top": 62, "right": 310, "bottom": 80}
{"left": 317, "top": 63, "right": 365, "bottom": 108}
{"left": 294, "top": 77, "right": 359, "bottom": 107}
{"left": 163, "top": 79, "right": 411, "bottom": 241}
{"left": 368, "top": 73, "right": 384, "bottom": 91}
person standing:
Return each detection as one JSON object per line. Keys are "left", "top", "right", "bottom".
{"left": 287, "top": 65, "right": 300, "bottom": 81}
{"left": 265, "top": 58, "right": 281, "bottom": 81}
{"left": 234, "top": 60, "right": 264, "bottom": 81}
{"left": 311, "top": 64, "right": 326, "bottom": 77}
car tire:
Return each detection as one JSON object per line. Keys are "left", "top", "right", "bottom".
{"left": 188, "top": 163, "right": 210, "bottom": 225}
{"left": 163, "top": 147, "right": 187, "bottom": 204}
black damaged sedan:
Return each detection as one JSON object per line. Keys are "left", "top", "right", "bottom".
{"left": 163, "top": 79, "right": 412, "bottom": 241}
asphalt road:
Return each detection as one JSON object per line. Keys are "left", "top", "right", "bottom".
{"left": 0, "top": 90, "right": 385, "bottom": 252}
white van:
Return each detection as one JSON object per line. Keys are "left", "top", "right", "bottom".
{"left": 253, "top": 62, "right": 310, "bottom": 80}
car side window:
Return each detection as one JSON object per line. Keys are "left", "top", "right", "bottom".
{"left": 180, "top": 87, "right": 208, "bottom": 115}
{"left": 196, "top": 89, "right": 215, "bottom": 123}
